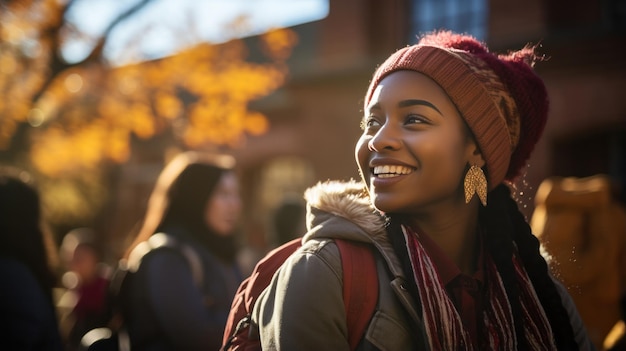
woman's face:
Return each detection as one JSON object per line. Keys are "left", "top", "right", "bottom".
{"left": 204, "top": 171, "right": 242, "bottom": 236}
{"left": 356, "top": 70, "right": 483, "bottom": 214}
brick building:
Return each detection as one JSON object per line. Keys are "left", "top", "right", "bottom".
{"left": 108, "top": 0, "right": 625, "bottom": 256}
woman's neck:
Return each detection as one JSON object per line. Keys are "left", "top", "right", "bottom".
{"left": 407, "top": 200, "right": 481, "bottom": 275}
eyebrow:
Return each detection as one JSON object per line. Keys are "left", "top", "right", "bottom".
{"left": 398, "top": 99, "right": 442, "bottom": 115}
{"left": 367, "top": 99, "right": 442, "bottom": 115}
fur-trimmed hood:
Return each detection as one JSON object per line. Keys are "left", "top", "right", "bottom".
{"left": 300, "top": 179, "right": 405, "bottom": 280}
{"left": 301, "top": 179, "right": 387, "bottom": 245}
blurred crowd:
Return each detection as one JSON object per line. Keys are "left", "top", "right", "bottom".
{"left": 0, "top": 157, "right": 624, "bottom": 350}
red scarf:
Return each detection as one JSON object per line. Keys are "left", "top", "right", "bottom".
{"left": 403, "top": 225, "right": 556, "bottom": 350}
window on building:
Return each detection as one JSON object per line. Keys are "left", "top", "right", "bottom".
{"left": 410, "top": 0, "right": 487, "bottom": 42}
{"left": 259, "top": 156, "right": 315, "bottom": 210}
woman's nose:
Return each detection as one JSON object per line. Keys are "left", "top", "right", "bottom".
{"left": 368, "top": 123, "right": 401, "bottom": 152}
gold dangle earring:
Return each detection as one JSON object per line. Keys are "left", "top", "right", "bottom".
{"left": 464, "top": 165, "right": 487, "bottom": 206}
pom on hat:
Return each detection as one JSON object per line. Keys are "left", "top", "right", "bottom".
{"left": 364, "top": 30, "right": 549, "bottom": 187}
{"left": 482, "top": 48, "right": 549, "bottom": 180}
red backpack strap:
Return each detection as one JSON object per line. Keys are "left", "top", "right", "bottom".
{"left": 244, "top": 238, "right": 303, "bottom": 308}
{"left": 336, "top": 239, "right": 378, "bottom": 350}
{"left": 221, "top": 238, "right": 303, "bottom": 350}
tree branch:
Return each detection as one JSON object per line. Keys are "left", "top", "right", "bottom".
{"left": 31, "top": 0, "right": 156, "bottom": 104}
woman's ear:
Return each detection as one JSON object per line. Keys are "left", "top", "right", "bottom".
{"left": 467, "top": 142, "right": 486, "bottom": 168}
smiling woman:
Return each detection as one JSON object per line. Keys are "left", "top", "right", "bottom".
{"left": 359, "top": 70, "right": 474, "bottom": 213}
{"left": 251, "top": 30, "right": 596, "bottom": 351}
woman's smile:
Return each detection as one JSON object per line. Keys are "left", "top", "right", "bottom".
{"left": 372, "top": 164, "right": 415, "bottom": 178}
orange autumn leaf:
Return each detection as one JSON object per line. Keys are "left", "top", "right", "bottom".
{"left": 155, "top": 91, "right": 182, "bottom": 119}
{"left": 245, "top": 112, "right": 269, "bottom": 135}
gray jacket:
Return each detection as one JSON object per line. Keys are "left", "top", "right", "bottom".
{"left": 252, "top": 180, "right": 595, "bottom": 351}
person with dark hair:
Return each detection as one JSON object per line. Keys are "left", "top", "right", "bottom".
{"left": 120, "top": 151, "right": 243, "bottom": 350}
{"left": 0, "top": 167, "right": 64, "bottom": 351}
{"left": 252, "top": 30, "right": 595, "bottom": 350}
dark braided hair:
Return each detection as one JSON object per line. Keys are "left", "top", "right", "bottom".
{"left": 480, "top": 185, "right": 527, "bottom": 350}
{"left": 382, "top": 186, "right": 579, "bottom": 350}
{"left": 486, "top": 184, "right": 579, "bottom": 350}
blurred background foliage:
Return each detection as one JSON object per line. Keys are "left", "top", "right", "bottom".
{"left": 0, "top": 0, "right": 298, "bottom": 237}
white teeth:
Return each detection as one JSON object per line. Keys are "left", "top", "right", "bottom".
{"left": 373, "top": 165, "right": 413, "bottom": 177}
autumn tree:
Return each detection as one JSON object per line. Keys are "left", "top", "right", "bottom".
{"left": 0, "top": 0, "right": 297, "bottom": 236}
{"left": 1, "top": 0, "right": 297, "bottom": 172}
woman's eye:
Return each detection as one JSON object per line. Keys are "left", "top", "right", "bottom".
{"left": 360, "top": 116, "right": 381, "bottom": 130}
{"left": 406, "top": 114, "right": 428, "bottom": 125}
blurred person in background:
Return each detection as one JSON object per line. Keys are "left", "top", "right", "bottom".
{"left": 0, "top": 167, "right": 64, "bottom": 350}
{"left": 272, "top": 197, "right": 306, "bottom": 246}
{"left": 532, "top": 174, "right": 626, "bottom": 350}
{"left": 57, "top": 227, "right": 112, "bottom": 351}
{"left": 118, "top": 151, "right": 243, "bottom": 350}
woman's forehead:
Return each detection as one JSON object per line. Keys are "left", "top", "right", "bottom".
{"left": 368, "top": 71, "right": 453, "bottom": 111}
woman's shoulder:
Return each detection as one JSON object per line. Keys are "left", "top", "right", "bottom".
{"left": 0, "top": 256, "right": 31, "bottom": 276}
{"left": 264, "top": 238, "right": 344, "bottom": 290}
{"left": 127, "top": 234, "right": 187, "bottom": 267}
{"left": 293, "top": 237, "right": 343, "bottom": 268}
{"left": 0, "top": 257, "right": 53, "bottom": 317}
{"left": 0, "top": 257, "right": 44, "bottom": 295}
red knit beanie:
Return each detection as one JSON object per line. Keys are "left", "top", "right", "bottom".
{"left": 364, "top": 30, "right": 548, "bottom": 189}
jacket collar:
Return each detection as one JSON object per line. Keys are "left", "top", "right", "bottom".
{"left": 301, "top": 180, "right": 406, "bottom": 277}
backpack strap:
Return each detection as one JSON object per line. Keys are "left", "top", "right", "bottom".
{"left": 126, "top": 232, "right": 204, "bottom": 287}
{"left": 221, "top": 238, "right": 378, "bottom": 351}
{"left": 81, "top": 233, "right": 205, "bottom": 351}
{"left": 221, "top": 238, "right": 303, "bottom": 349}
{"left": 336, "top": 239, "right": 378, "bottom": 350}
{"left": 244, "top": 238, "right": 303, "bottom": 308}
